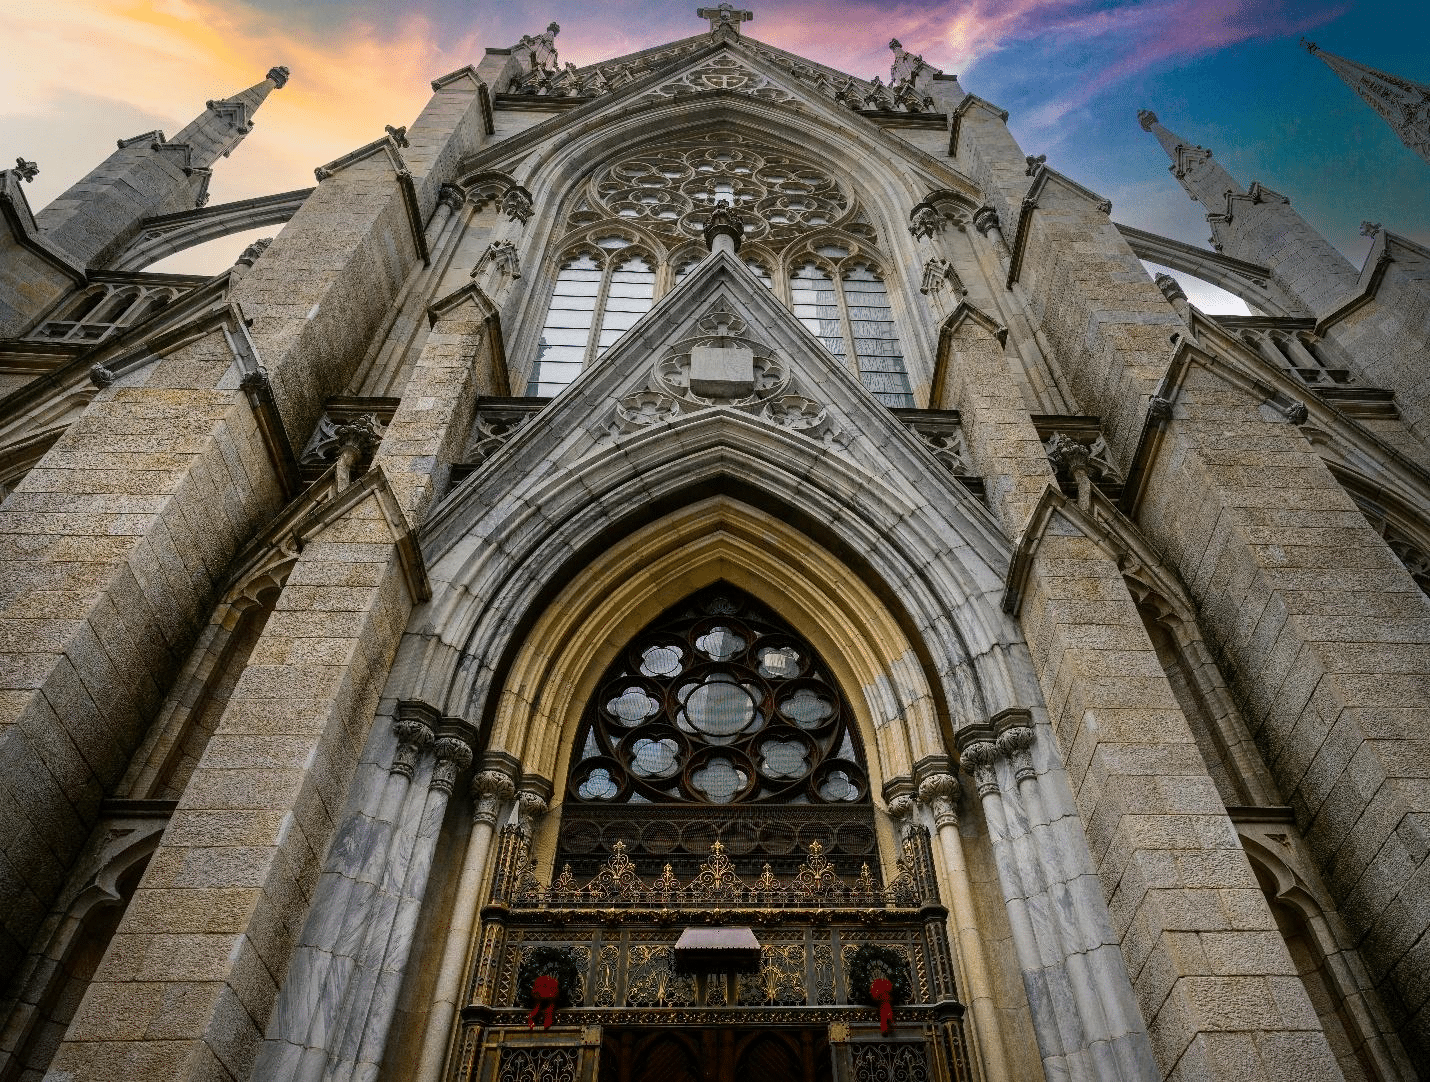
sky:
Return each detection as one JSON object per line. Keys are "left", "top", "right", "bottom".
{"left": 2, "top": 0, "right": 1427, "bottom": 313}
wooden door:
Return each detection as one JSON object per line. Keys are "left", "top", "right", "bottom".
{"left": 599, "top": 1026, "right": 832, "bottom": 1082}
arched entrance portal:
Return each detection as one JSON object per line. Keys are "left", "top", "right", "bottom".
{"left": 455, "top": 584, "right": 971, "bottom": 1082}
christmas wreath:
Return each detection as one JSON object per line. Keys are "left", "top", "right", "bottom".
{"left": 515, "top": 945, "right": 582, "bottom": 1010}
{"left": 847, "top": 943, "right": 912, "bottom": 1032}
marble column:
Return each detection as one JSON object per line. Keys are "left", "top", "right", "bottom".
{"left": 342, "top": 729, "right": 471, "bottom": 1079}
{"left": 265, "top": 707, "right": 436, "bottom": 1082}
{"left": 410, "top": 761, "right": 517, "bottom": 1082}
{"left": 960, "top": 729, "right": 1093, "bottom": 1082}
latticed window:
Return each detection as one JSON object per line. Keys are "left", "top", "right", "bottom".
{"left": 534, "top": 131, "right": 918, "bottom": 405}
{"left": 566, "top": 587, "right": 869, "bottom": 808}
{"left": 527, "top": 245, "right": 656, "bottom": 396}
{"left": 791, "top": 261, "right": 912, "bottom": 407}
{"left": 845, "top": 264, "right": 911, "bottom": 407}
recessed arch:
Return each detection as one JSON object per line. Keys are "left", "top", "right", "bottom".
{"left": 484, "top": 495, "right": 948, "bottom": 807}
{"left": 411, "top": 403, "right": 1022, "bottom": 756}
{"left": 462, "top": 89, "right": 970, "bottom": 385}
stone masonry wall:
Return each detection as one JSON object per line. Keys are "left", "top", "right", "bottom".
{"left": 46, "top": 491, "right": 412, "bottom": 1082}
{"left": 958, "top": 97, "right": 1430, "bottom": 1063}
{"left": 0, "top": 76, "right": 489, "bottom": 1008}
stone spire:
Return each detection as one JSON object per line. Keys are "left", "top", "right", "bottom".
{"left": 1137, "top": 107, "right": 1357, "bottom": 315}
{"left": 33, "top": 67, "right": 289, "bottom": 267}
{"left": 1303, "top": 41, "right": 1430, "bottom": 165}
{"left": 170, "top": 66, "right": 290, "bottom": 169}
{"left": 1137, "top": 109, "right": 1244, "bottom": 211}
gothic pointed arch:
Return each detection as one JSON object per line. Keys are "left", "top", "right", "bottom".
{"left": 556, "top": 582, "right": 881, "bottom": 879}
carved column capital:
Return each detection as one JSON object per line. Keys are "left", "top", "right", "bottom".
{"left": 437, "top": 182, "right": 467, "bottom": 215}
{"left": 702, "top": 199, "right": 746, "bottom": 254}
{"left": 887, "top": 793, "right": 920, "bottom": 838}
{"left": 958, "top": 737, "right": 1002, "bottom": 798}
{"left": 917, "top": 772, "right": 961, "bottom": 828}
{"left": 971, "top": 205, "right": 1002, "bottom": 238}
{"left": 429, "top": 731, "right": 475, "bottom": 795}
{"left": 391, "top": 707, "right": 437, "bottom": 778}
{"left": 995, "top": 723, "right": 1037, "bottom": 783}
{"left": 471, "top": 769, "right": 517, "bottom": 826}
{"left": 909, "top": 202, "right": 943, "bottom": 240}
{"left": 500, "top": 186, "right": 533, "bottom": 225}
{"left": 515, "top": 790, "right": 549, "bottom": 837}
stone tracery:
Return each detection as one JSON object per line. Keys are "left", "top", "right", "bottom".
{"left": 585, "top": 132, "right": 849, "bottom": 247}
{"left": 565, "top": 586, "right": 870, "bottom": 808}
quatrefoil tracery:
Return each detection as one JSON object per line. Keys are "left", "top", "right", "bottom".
{"left": 586, "top": 133, "right": 852, "bottom": 249}
{"left": 568, "top": 589, "right": 870, "bottom": 807}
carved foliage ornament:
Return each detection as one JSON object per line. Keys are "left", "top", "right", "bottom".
{"left": 515, "top": 837, "right": 919, "bottom": 907}
{"left": 609, "top": 301, "right": 845, "bottom": 450}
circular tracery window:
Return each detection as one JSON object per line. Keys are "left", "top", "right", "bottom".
{"left": 567, "top": 587, "right": 870, "bottom": 806}
{"left": 588, "top": 134, "right": 850, "bottom": 247}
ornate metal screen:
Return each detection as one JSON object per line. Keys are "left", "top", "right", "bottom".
{"left": 455, "top": 588, "right": 968, "bottom": 1082}
{"left": 453, "top": 827, "right": 971, "bottom": 1082}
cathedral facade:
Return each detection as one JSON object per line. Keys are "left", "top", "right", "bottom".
{"left": 2, "top": 9, "right": 1430, "bottom": 1082}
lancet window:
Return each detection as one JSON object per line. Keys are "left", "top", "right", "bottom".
{"left": 527, "top": 244, "right": 657, "bottom": 396}
{"left": 526, "top": 132, "right": 914, "bottom": 403}
{"left": 789, "top": 259, "right": 911, "bottom": 407}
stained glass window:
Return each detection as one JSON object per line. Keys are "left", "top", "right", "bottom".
{"left": 565, "top": 586, "right": 869, "bottom": 806}
{"left": 526, "top": 248, "right": 656, "bottom": 396}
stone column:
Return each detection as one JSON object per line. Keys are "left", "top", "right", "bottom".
{"left": 411, "top": 761, "right": 517, "bottom": 1082}
{"left": 426, "top": 183, "right": 466, "bottom": 244}
{"left": 702, "top": 200, "right": 745, "bottom": 259}
{"left": 994, "top": 716, "right": 1153, "bottom": 1082}
{"left": 261, "top": 705, "right": 436, "bottom": 1081}
{"left": 971, "top": 206, "right": 1010, "bottom": 263}
{"left": 909, "top": 774, "right": 1014, "bottom": 1082}
{"left": 343, "top": 725, "right": 475, "bottom": 1082}
{"left": 958, "top": 730, "right": 1092, "bottom": 1082}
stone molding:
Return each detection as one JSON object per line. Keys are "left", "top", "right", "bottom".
{"left": 1005, "top": 165, "right": 1113, "bottom": 288}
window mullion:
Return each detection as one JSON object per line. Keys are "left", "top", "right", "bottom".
{"left": 584, "top": 258, "right": 615, "bottom": 368}
{"left": 834, "top": 274, "right": 859, "bottom": 377}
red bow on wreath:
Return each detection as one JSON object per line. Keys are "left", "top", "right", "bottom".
{"left": 528, "top": 974, "right": 559, "bottom": 1030}
{"left": 870, "top": 977, "right": 895, "bottom": 1035}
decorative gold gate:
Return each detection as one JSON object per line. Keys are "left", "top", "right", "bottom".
{"left": 450, "top": 826, "right": 970, "bottom": 1082}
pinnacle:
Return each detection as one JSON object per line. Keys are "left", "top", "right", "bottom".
{"left": 266, "top": 66, "right": 291, "bottom": 88}
{"left": 1138, "top": 109, "right": 1159, "bottom": 131}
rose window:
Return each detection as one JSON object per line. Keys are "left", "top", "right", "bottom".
{"left": 566, "top": 586, "right": 869, "bottom": 805}
{"left": 590, "top": 134, "right": 849, "bottom": 246}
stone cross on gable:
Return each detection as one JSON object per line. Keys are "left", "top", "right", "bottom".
{"left": 697, "top": 3, "right": 753, "bottom": 34}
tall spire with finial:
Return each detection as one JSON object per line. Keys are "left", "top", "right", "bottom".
{"left": 171, "top": 66, "right": 290, "bottom": 169}
{"left": 34, "top": 67, "right": 290, "bottom": 267}
{"left": 1136, "top": 107, "right": 1357, "bottom": 315}
{"left": 1303, "top": 41, "right": 1430, "bottom": 165}
{"left": 1136, "top": 109, "right": 1244, "bottom": 213}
